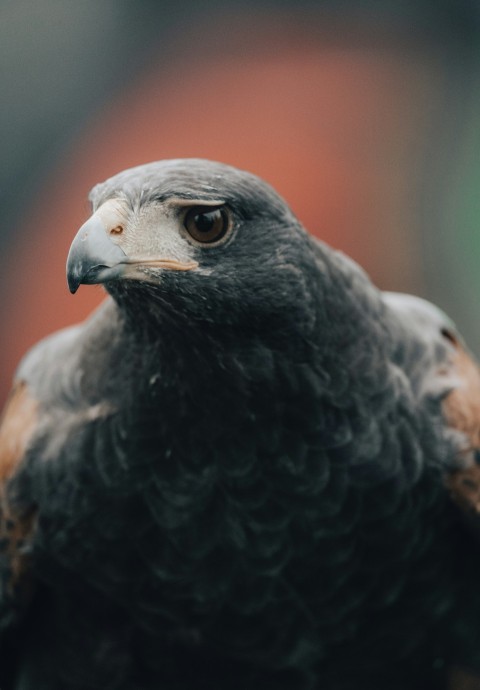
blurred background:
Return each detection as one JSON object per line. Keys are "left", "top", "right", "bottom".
{"left": 2, "top": 0, "right": 480, "bottom": 404}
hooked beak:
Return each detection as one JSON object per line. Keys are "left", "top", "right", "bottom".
{"left": 66, "top": 215, "right": 128, "bottom": 294}
{"left": 67, "top": 207, "right": 199, "bottom": 294}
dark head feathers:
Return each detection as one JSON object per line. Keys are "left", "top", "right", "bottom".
{"left": 77, "top": 159, "right": 326, "bottom": 345}
{"left": 89, "top": 158, "right": 294, "bottom": 221}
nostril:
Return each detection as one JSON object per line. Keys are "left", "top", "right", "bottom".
{"left": 441, "top": 327, "right": 458, "bottom": 346}
{"left": 110, "top": 225, "right": 123, "bottom": 236}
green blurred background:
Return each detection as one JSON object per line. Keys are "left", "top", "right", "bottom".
{"left": 2, "top": 0, "right": 480, "bottom": 403}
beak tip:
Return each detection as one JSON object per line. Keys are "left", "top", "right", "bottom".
{"left": 66, "top": 263, "right": 81, "bottom": 294}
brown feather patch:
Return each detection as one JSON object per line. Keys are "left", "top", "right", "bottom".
{"left": 445, "top": 465, "right": 480, "bottom": 514}
{"left": 442, "top": 344, "right": 480, "bottom": 526}
{"left": 0, "top": 506, "right": 36, "bottom": 600}
{"left": 0, "top": 380, "right": 39, "bottom": 481}
{"left": 443, "top": 346, "right": 480, "bottom": 455}
{"left": 0, "top": 380, "right": 39, "bottom": 598}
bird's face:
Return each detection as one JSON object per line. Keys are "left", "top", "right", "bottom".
{"left": 67, "top": 159, "right": 317, "bottom": 335}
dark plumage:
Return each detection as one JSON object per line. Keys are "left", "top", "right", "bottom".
{"left": 1, "top": 159, "right": 480, "bottom": 690}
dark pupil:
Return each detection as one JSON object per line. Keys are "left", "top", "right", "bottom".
{"left": 195, "top": 210, "right": 218, "bottom": 234}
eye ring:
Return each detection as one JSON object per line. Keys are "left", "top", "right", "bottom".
{"left": 183, "top": 206, "right": 232, "bottom": 245}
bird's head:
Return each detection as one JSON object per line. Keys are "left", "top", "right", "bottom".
{"left": 67, "top": 159, "right": 318, "bottom": 338}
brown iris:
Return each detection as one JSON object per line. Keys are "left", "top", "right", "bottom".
{"left": 183, "top": 206, "right": 231, "bottom": 244}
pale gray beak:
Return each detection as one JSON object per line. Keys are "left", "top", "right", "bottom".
{"left": 66, "top": 215, "right": 127, "bottom": 294}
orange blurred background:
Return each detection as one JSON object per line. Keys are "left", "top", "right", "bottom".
{"left": 2, "top": 1, "right": 480, "bottom": 404}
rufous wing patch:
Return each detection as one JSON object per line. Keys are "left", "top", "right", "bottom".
{"left": 442, "top": 339, "right": 480, "bottom": 519}
{"left": 0, "top": 380, "right": 39, "bottom": 481}
{"left": 0, "top": 380, "right": 39, "bottom": 601}
{"left": 445, "top": 466, "right": 480, "bottom": 515}
{"left": 443, "top": 345, "right": 480, "bottom": 453}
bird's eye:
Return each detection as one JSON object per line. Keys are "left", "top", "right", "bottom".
{"left": 183, "top": 206, "right": 231, "bottom": 245}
